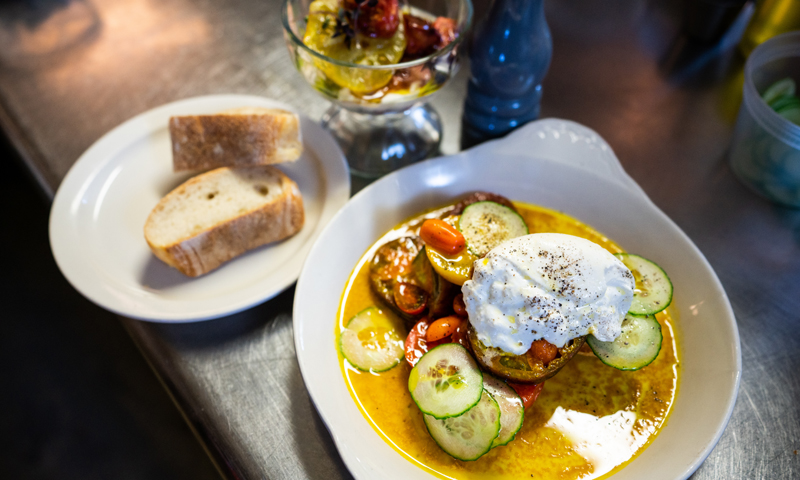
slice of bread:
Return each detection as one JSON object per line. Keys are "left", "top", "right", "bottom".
{"left": 169, "top": 107, "right": 302, "bottom": 172}
{"left": 145, "top": 166, "right": 304, "bottom": 277}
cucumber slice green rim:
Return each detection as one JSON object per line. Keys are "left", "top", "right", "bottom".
{"left": 614, "top": 253, "right": 673, "bottom": 316}
{"left": 423, "top": 390, "right": 501, "bottom": 461}
{"left": 458, "top": 201, "right": 529, "bottom": 257}
{"left": 340, "top": 307, "right": 405, "bottom": 373}
{"left": 408, "top": 343, "right": 484, "bottom": 419}
{"left": 762, "top": 77, "right": 796, "bottom": 106}
{"left": 587, "top": 313, "right": 663, "bottom": 371}
{"left": 482, "top": 374, "right": 524, "bottom": 448}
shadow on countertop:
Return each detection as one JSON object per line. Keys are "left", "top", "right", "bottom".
{"left": 0, "top": 133, "right": 221, "bottom": 479}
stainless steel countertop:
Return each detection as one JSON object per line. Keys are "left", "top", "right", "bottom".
{"left": 1, "top": 0, "right": 798, "bottom": 478}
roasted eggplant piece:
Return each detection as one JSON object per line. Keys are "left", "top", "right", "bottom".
{"left": 431, "top": 275, "right": 457, "bottom": 319}
{"left": 369, "top": 237, "right": 456, "bottom": 327}
{"left": 468, "top": 326, "right": 585, "bottom": 384}
{"left": 449, "top": 191, "right": 518, "bottom": 216}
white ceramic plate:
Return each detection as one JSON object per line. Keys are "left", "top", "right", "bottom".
{"left": 294, "top": 119, "right": 741, "bottom": 479}
{"left": 50, "top": 95, "right": 350, "bottom": 322}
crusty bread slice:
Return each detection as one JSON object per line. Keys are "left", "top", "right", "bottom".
{"left": 144, "top": 165, "right": 304, "bottom": 277}
{"left": 169, "top": 107, "right": 302, "bottom": 172}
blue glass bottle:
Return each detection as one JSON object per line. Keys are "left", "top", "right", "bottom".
{"left": 461, "top": 0, "right": 552, "bottom": 148}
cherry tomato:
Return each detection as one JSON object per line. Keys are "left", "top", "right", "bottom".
{"left": 450, "top": 320, "right": 471, "bottom": 351}
{"left": 393, "top": 282, "right": 427, "bottom": 315}
{"left": 527, "top": 339, "right": 559, "bottom": 366}
{"left": 426, "top": 316, "right": 462, "bottom": 342}
{"left": 507, "top": 381, "right": 545, "bottom": 409}
{"left": 405, "top": 317, "right": 468, "bottom": 367}
{"left": 388, "top": 65, "right": 432, "bottom": 90}
{"left": 419, "top": 219, "right": 466, "bottom": 255}
{"left": 403, "top": 14, "right": 440, "bottom": 59}
{"left": 344, "top": 0, "right": 400, "bottom": 38}
{"left": 453, "top": 293, "right": 467, "bottom": 317}
{"left": 433, "top": 17, "right": 457, "bottom": 47}
{"left": 405, "top": 318, "right": 431, "bottom": 366}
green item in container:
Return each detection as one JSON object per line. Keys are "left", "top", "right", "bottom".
{"left": 770, "top": 95, "right": 800, "bottom": 112}
{"left": 762, "top": 77, "right": 796, "bottom": 105}
{"left": 780, "top": 107, "right": 800, "bottom": 124}
{"left": 762, "top": 77, "right": 800, "bottom": 126}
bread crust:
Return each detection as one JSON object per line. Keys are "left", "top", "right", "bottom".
{"left": 144, "top": 167, "right": 304, "bottom": 277}
{"left": 169, "top": 108, "right": 302, "bottom": 171}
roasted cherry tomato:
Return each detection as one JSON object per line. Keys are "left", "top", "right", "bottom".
{"left": 406, "top": 317, "right": 468, "bottom": 366}
{"left": 393, "top": 282, "right": 427, "bottom": 315}
{"left": 527, "top": 339, "right": 559, "bottom": 366}
{"left": 426, "top": 316, "right": 462, "bottom": 342}
{"left": 343, "top": 0, "right": 400, "bottom": 38}
{"left": 387, "top": 65, "right": 431, "bottom": 91}
{"left": 453, "top": 293, "right": 467, "bottom": 317}
{"left": 405, "top": 318, "right": 447, "bottom": 366}
{"left": 405, "top": 318, "right": 456, "bottom": 367}
{"left": 419, "top": 219, "right": 466, "bottom": 254}
{"left": 433, "top": 17, "right": 457, "bottom": 47}
{"left": 404, "top": 318, "right": 428, "bottom": 366}
{"left": 507, "top": 381, "right": 545, "bottom": 409}
{"left": 450, "top": 320, "right": 471, "bottom": 351}
{"left": 425, "top": 245, "right": 476, "bottom": 286}
{"left": 403, "top": 14, "right": 440, "bottom": 59}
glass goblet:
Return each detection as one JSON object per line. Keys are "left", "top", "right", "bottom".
{"left": 282, "top": 0, "right": 473, "bottom": 178}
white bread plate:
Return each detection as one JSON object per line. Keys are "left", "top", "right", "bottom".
{"left": 49, "top": 95, "right": 349, "bottom": 322}
{"left": 293, "top": 119, "right": 740, "bottom": 479}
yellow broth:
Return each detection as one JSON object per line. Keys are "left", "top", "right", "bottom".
{"left": 337, "top": 202, "right": 680, "bottom": 480}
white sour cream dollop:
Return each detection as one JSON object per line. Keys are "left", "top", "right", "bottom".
{"left": 461, "top": 233, "right": 634, "bottom": 354}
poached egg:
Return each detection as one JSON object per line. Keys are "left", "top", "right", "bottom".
{"left": 461, "top": 233, "right": 634, "bottom": 355}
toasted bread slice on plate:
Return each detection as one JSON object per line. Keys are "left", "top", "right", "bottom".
{"left": 169, "top": 107, "right": 302, "bottom": 171}
{"left": 145, "top": 165, "right": 304, "bottom": 277}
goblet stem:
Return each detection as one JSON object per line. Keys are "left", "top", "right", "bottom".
{"left": 321, "top": 104, "right": 442, "bottom": 179}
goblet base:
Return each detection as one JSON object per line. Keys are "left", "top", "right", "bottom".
{"left": 321, "top": 104, "right": 442, "bottom": 179}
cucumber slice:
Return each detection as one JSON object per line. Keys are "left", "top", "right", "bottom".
{"left": 408, "top": 343, "right": 484, "bottom": 419}
{"left": 340, "top": 307, "right": 404, "bottom": 372}
{"left": 423, "top": 390, "right": 501, "bottom": 461}
{"left": 614, "top": 253, "right": 673, "bottom": 315}
{"left": 482, "top": 375, "right": 524, "bottom": 448}
{"left": 587, "top": 313, "right": 662, "bottom": 371}
{"left": 458, "top": 201, "right": 529, "bottom": 257}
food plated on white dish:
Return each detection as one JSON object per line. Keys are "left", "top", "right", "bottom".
{"left": 293, "top": 119, "right": 740, "bottom": 479}
{"left": 49, "top": 95, "right": 350, "bottom": 322}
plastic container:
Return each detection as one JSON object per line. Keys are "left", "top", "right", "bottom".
{"left": 729, "top": 31, "right": 800, "bottom": 208}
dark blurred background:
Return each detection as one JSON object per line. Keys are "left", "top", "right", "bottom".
{"left": 0, "top": 131, "right": 219, "bottom": 479}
